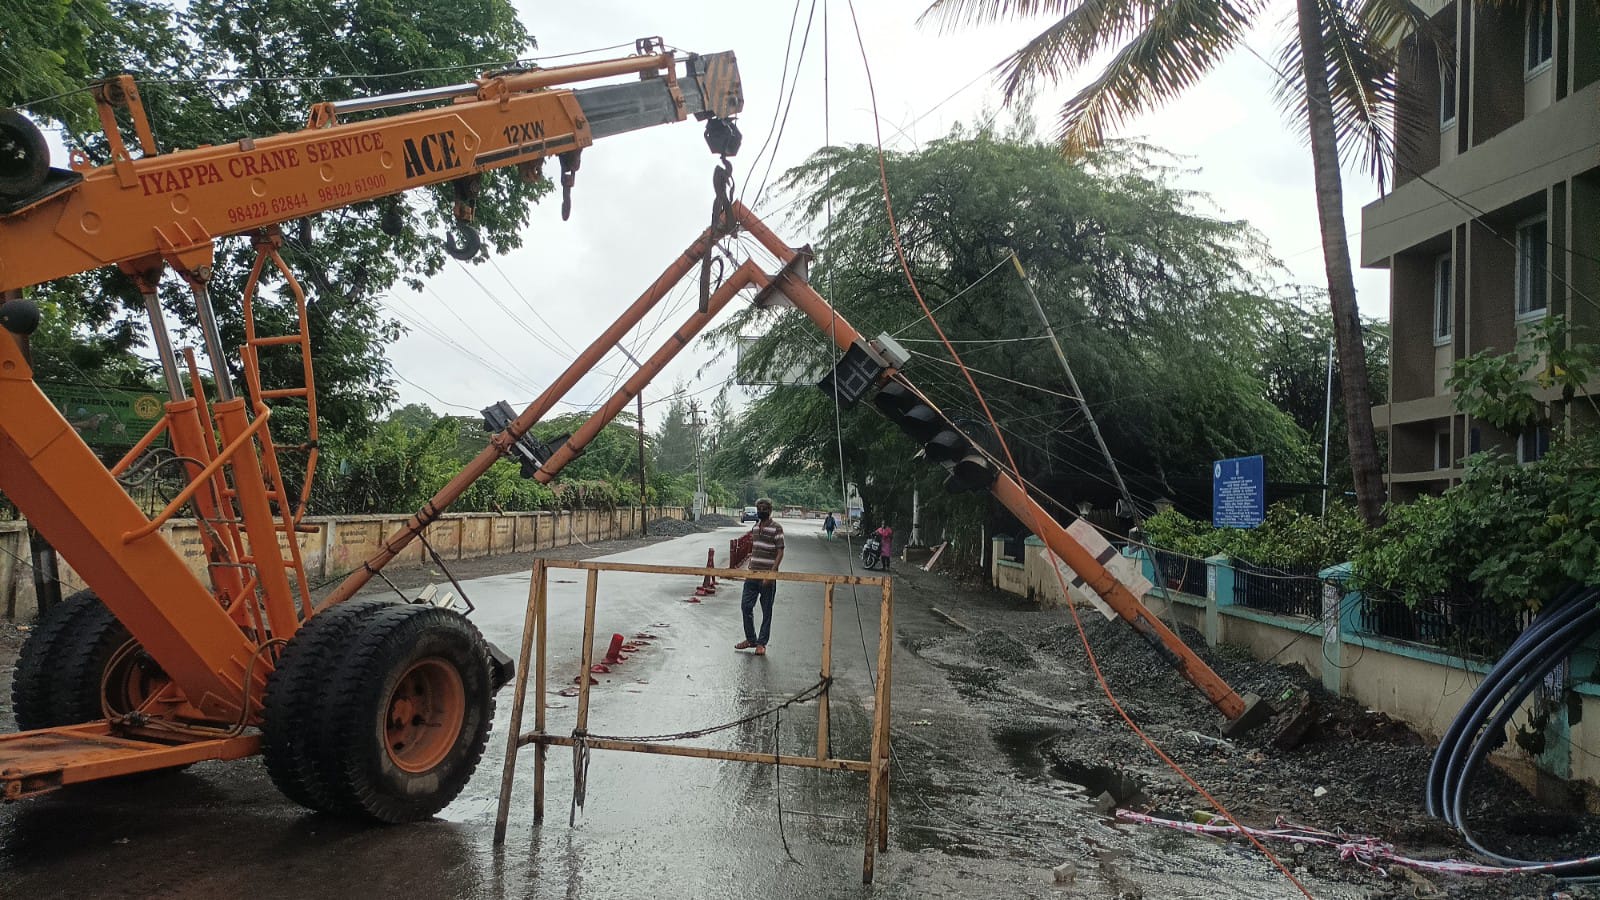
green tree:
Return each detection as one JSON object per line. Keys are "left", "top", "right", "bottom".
{"left": 1, "top": 0, "right": 112, "bottom": 130}
{"left": 716, "top": 131, "right": 1316, "bottom": 556}
{"left": 920, "top": 0, "right": 1429, "bottom": 525}
{"left": 16, "top": 0, "right": 542, "bottom": 443}
{"left": 651, "top": 386, "right": 699, "bottom": 476}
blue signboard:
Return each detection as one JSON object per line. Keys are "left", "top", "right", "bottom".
{"left": 1213, "top": 454, "right": 1265, "bottom": 529}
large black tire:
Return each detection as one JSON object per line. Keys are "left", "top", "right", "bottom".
{"left": 0, "top": 109, "right": 48, "bottom": 199}
{"left": 11, "top": 590, "right": 161, "bottom": 729}
{"left": 313, "top": 604, "right": 494, "bottom": 823}
{"left": 260, "top": 597, "right": 398, "bottom": 812}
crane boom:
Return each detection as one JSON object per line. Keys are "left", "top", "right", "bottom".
{"left": 0, "top": 47, "right": 742, "bottom": 293}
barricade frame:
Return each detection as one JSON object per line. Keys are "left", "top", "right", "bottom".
{"left": 493, "top": 558, "right": 894, "bottom": 882}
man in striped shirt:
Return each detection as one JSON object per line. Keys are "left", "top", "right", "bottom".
{"left": 736, "top": 498, "right": 784, "bottom": 655}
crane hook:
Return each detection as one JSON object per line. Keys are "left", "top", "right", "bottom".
{"left": 445, "top": 224, "right": 481, "bottom": 261}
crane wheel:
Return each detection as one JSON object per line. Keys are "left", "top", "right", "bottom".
{"left": 11, "top": 590, "right": 170, "bottom": 729}
{"left": 266, "top": 602, "right": 494, "bottom": 823}
{"left": 0, "top": 109, "right": 49, "bottom": 200}
{"left": 260, "top": 597, "right": 399, "bottom": 812}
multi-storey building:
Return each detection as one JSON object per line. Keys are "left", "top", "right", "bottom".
{"left": 1362, "top": 1, "right": 1599, "bottom": 500}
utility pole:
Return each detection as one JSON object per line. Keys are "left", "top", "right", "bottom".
{"left": 1321, "top": 335, "right": 1335, "bottom": 515}
{"left": 637, "top": 391, "right": 648, "bottom": 536}
{"left": 911, "top": 489, "right": 921, "bottom": 546}
{"left": 615, "top": 343, "right": 650, "bottom": 535}
{"left": 1010, "top": 253, "right": 1138, "bottom": 521}
{"left": 687, "top": 399, "right": 707, "bottom": 521}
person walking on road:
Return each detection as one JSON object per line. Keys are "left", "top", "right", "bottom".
{"left": 736, "top": 498, "right": 784, "bottom": 655}
{"left": 823, "top": 512, "right": 836, "bottom": 540}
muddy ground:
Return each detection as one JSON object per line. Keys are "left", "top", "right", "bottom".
{"left": 3, "top": 529, "right": 1598, "bottom": 898}
{"left": 897, "top": 563, "right": 1598, "bottom": 899}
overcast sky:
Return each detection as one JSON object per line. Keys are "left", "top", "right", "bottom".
{"left": 378, "top": 0, "right": 1391, "bottom": 427}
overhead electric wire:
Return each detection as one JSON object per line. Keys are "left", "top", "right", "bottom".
{"left": 487, "top": 256, "right": 580, "bottom": 355}
{"left": 750, "top": 1, "right": 821, "bottom": 207}
{"left": 840, "top": 3, "right": 1312, "bottom": 894}
{"left": 907, "top": 351, "right": 1079, "bottom": 399}
{"left": 739, "top": 0, "right": 817, "bottom": 209}
{"left": 887, "top": 256, "right": 1017, "bottom": 336}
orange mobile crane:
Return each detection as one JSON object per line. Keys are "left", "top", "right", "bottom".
{"left": 0, "top": 40, "right": 742, "bottom": 820}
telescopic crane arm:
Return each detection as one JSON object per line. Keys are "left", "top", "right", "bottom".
{"left": 0, "top": 39, "right": 743, "bottom": 293}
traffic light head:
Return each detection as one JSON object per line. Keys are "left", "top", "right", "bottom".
{"left": 869, "top": 381, "right": 998, "bottom": 492}
{"left": 872, "top": 381, "right": 943, "bottom": 443}
{"left": 945, "top": 451, "right": 998, "bottom": 493}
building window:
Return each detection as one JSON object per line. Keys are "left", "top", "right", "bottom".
{"left": 1518, "top": 426, "right": 1551, "bottom": 464}
{"left": 1527, "top": 0, "right": 1554, "bottom": 74}
{"left": 1439, "top": 14, "right": 1457, "bottom": 127}
{"left": 1516, "top": 216, "right": 1549, "bottom": 318}
{"left": 1440, "top": 62, "right": 1457, "bottom": 126}
{"left": 1435, "top": 432, "right": 1452, "bottom": 469}
{"left": 1469, "top": 427, "right": 1482, "bottom": 454}
{"left": 1434, "top": 253, "right": 1453, "bottom": 342}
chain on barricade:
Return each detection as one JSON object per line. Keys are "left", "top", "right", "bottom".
{"left": 565, "top": 676, "right": 831, "bottom": 823}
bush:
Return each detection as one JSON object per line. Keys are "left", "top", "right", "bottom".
{"left": 1141, "top": 501, "right": 1362, "bottom": 571}
{"left": 1353, "top": 433, "right": 1600, "bottom": 611}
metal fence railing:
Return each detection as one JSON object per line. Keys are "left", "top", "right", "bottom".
{"left": 1000, "top": 534, "right": 1027, "bottom": 563}
{"left": 1232, "top": 559, "right": 1323, "bottom": 618}
{"left": 1149, "top": 548, "right": 1208, "bottom": 598}
{"left": 1354, "top": 588, "right": 1533, "bottom": 658}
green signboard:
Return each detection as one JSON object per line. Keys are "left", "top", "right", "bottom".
{"left": 39, "top": 382, "right": 165, "bottom": 448}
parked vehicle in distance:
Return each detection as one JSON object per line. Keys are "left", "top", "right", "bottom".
{"left": 741, "top": 506, "right": 760, "bottom": 523}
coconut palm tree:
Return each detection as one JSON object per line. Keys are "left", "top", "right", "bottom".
{"left": 921, "top": 0, "right": 1433, "bottom": 525}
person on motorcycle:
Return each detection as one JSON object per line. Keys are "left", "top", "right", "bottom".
{"left": 873, "top": 523, "right": 894, "bottom": 571}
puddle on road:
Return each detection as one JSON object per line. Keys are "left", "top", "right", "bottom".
{"left": 992, "top": 725, "right": 1060, "bottom": 780}
{"left": 993, "top": 726, "right": 1145, "bottom": 807}
{"left": 1050, "top": 760, "right": 1146, "bottom": 807}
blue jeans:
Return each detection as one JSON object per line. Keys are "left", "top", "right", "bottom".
{"left": 741, "top": 577, "right": 777, "bottom": 646}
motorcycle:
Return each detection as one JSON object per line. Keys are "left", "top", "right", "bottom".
{"left": 861, "top": 535, "right": 889, "bottom": 571}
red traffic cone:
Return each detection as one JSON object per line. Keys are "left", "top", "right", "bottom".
{"left": 694, "top": 548, "right": 717, "bottom": 596}
{"left": 604, "top": 633, "right": 627, "bottom": 665}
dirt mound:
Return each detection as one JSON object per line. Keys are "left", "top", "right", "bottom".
{"left": 645, "top": 517, "right": 700, "bottom": 537}
{"left": 968, "top": 628, "right": 1036, "bottom": 669}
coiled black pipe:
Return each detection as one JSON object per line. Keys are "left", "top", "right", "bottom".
{"left": 1426, "top": 585, "right": 1600, "bottom": 872}
{"left": 1426, "top": 584, "right": 1589, "bottom": 816}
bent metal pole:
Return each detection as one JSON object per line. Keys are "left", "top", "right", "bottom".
{"left": 320, "top": 225, "right": 722, "bottom": 610}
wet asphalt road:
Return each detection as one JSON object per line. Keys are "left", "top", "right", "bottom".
{"left": 0, "top": 520, "right": 1018, "bottom": 899}
{"left": 0, "top": 520, "right": 1360, "bottom": 898}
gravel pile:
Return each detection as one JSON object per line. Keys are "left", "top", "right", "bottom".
{"left": 645, "top": 517, "right": 701, "bottom": 537}
{"left": 968, "top": 628, "right": 1036, "bottom": 670}
{"left": 698, "top": 513, "right": 739, "bottom": 528}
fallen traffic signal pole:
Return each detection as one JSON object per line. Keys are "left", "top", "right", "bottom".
{"left": 333, "top": 200, "right": 1262, "bottom": 731}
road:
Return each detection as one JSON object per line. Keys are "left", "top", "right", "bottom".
{"left": 0, "top": 518, "right": 1361, "bottom": 899}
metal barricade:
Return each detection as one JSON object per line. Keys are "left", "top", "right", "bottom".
{"left": 493, "top": 558, "right": 894, "bottom": 883}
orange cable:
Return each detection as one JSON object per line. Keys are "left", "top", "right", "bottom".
{"left": 840, "top": 3, "right": 1314, "bottom": 895}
